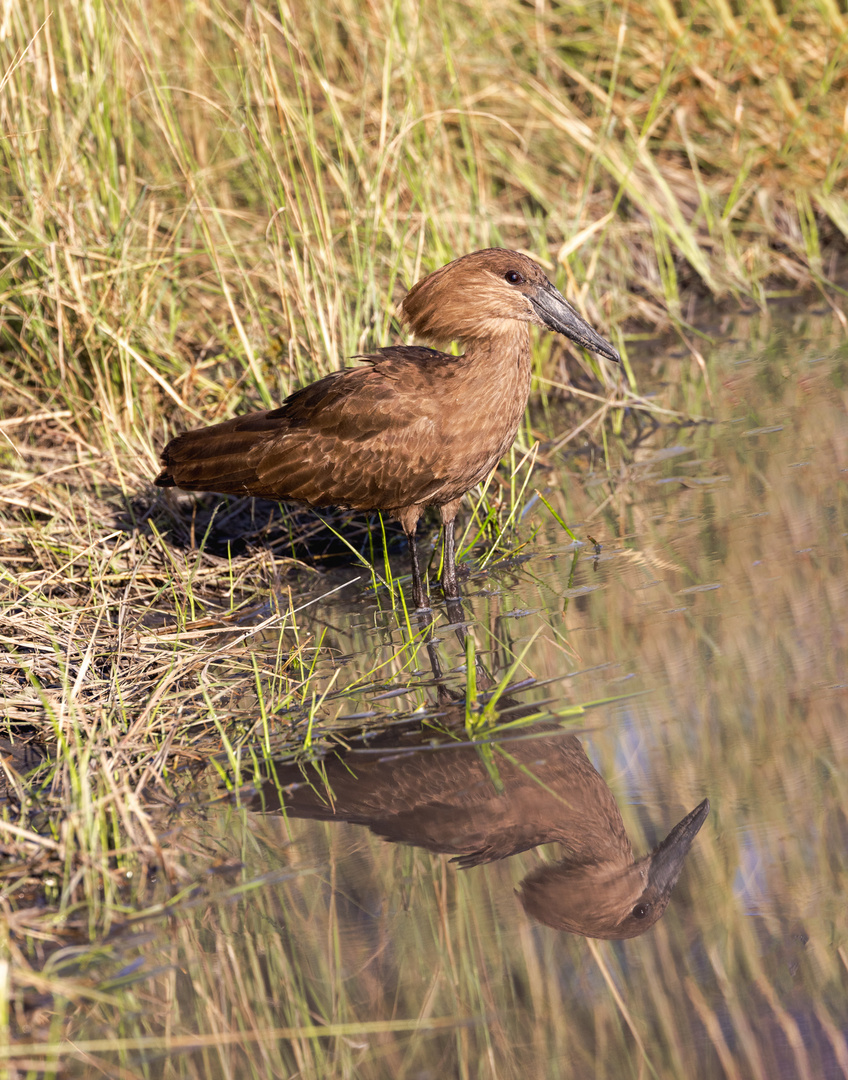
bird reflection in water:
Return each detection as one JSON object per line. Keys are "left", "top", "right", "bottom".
{"left": 249, "top": 609, "right": 709, "bottom": 940}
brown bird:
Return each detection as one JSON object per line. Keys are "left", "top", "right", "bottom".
{"left": 155, "top": 249, "right": 619, "bottom": 608}
{"left": 251, "top": 724, "right": 709, "bottom": 940}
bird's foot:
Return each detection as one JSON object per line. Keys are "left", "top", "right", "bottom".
{"left": 440, "top": 574, "right": 463, "bottom": 606}
{"left": 410, "top": 584, "right": 431, "bottom": 612}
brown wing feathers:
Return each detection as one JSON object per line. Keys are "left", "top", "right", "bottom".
{"left": 155, "top": 350, "right": 450, "bottom": 508}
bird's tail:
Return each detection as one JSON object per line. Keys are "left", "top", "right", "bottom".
{"left": 154, "top": 412, "right": 280, "bottom": 497}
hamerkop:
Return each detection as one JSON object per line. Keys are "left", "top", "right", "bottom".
{"left": 155, "top": 249, "right": 619, "bottom": 607}
{"left": 252, "top": 726, "right": 709, "bottom": 940}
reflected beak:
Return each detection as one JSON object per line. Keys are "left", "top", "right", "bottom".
{"left": 647, "top": 798, "right": 710, "bottom": 895}
{"left": 531, "top": 282, "right": 620, "bottom": 363}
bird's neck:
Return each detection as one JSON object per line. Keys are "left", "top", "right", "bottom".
{"left": 459, "top": 324, "right": 533, "bottom": 411}
{"left": 460, "top": 322, "right": 532, "bottom": 365}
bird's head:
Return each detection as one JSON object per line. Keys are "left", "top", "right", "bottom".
{"left": 401, "top": 248, "right": 620, "bottom": 363}
{"left": 518, "top": 798, "right": 710, "bottom": 939}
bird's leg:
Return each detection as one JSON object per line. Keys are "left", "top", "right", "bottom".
{"left": 407, "top": 530, "right": 429, "bottom": 610}
{"left": 439, "top": 499, "right": 464, "bottom": 601}
{"left": 441, "top": 519, "right": 460, "bottom": 599}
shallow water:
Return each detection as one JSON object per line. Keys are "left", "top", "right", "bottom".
{"left": 64, "top": 314, "right": 848, "bottom": 1077}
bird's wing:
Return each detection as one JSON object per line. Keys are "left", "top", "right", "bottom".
{"left": 251, "top": 350, "right": 461, "bottom": 509}
{"left": 158, "top": 348, "right": 464, "bottom": 508}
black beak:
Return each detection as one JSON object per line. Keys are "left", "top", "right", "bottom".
{"left": 647, "top": 798, "right": 710, "bottom": 896}
{"left": 531, "top": 282, "right": 620, "bottom": 363}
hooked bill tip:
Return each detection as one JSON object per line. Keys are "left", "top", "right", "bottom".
{"left": 603, "top": 342, "right": 622, "bottom": 364}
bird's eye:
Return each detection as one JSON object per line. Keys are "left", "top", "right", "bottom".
{"left": 505, "top": 270, "right": 523, "bottom": 284}
{"left": 631, "top": 903, "right": 650, "bottom": 919}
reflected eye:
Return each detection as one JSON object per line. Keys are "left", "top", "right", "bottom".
{"left": 505, "top": 270, "right": 523, "bottom": 284}
{"left": 631, "top": 903, "right": 650, "bottom": 919}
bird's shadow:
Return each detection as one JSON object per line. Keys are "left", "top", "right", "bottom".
{"left": 119, "top": 486, "right": 414, "bottom": 569}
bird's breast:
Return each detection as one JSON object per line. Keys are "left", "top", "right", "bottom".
{"left": 427, "top": 348, "right": 532, "bottom": 475}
